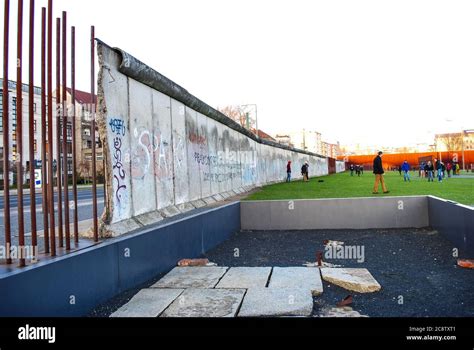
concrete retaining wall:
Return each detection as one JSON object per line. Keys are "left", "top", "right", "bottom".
{"left": 241, "top": 197, "right": 430, "bottom": 230}
{"left": 98, "top": 42, "right": 330, "bottom": 234}
{"left": 428, "top": 196, "right": 474, "bottom": 256}
{"left": 0, "top": 203, "right": 240, "bottom": 317}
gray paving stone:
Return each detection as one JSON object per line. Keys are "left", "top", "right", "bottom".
{"left": 269, "top": 267, "right": 323, "bottom": 296}
{"left": 161, "top": 288, "right": 245, "bottom": 317}
{"left": 151, "top": 266, "right": 228, "bottom": 289}
{"left": 216, "top": 267, "right": 272, "bottom": 289}
{"left": 110, "top": 288, "right": 183, "bottom": 317}
{"left": 238, "top": 288, "right": 313, "bottom": 317}
{"left": 320, "top": 268, "right": 381, "bottom": 293}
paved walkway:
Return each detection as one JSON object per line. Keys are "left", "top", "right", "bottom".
{"left": 110, "top": 265, "right": 379, "bottom": 317}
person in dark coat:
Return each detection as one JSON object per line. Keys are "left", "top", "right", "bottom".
{"left": 286, "top": 161, "right": 292, "bottom": 182}
{"left": 350, "top": 164, "right": 354, "bottom": 176}
{"left": 301, "top": 161, "right": 309, "bottom": 182}
{"left": 435, "top": 158, "right": 443, "bottom": 182}
{"left": 373, "top": 151, "right": 389, "bottom": 194}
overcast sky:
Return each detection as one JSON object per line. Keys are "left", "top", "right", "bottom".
{"left": 1, "top": 0, "right": 474, "bottom": 147}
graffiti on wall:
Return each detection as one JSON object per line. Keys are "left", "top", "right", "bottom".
{"left": 109, "top": 117, "right": 130, "bottom": 218}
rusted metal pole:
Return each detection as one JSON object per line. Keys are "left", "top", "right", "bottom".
{"left": 28, "top": 0, "right": 37, "bottom": 261}
{"left": 40, "top": 6, "right": 49, "bottom": 254}
{"left": 61, "top": 11, "right": 70, "bottom": 250}
{"left": 2, "top": 0, "right": 12, "bottom": 264}
{"left": 91, "top": 26, "right": 98, "bottom": 242}
{"left": 71, "top": 26, "right": 78, "bottom": 244}
{"left": 55, "top": 17, "right": 63, "bottom": 248}
{"left": 47, "top": 0, "right": 56, "bottom": 256}
{"left": 17, "top": 0, "right": 26, "bottom": 267}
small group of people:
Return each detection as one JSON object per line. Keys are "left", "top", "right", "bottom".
{"left": 418, "top": 159, "right": 460, "bottom": 182}
{"left": 349, "top": 164, "right": 364, "bottom": 177}
{"left": 286, "top": 160, "right": 310, "bottom": 182}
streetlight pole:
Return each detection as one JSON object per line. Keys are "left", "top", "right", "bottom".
{"left": 240, "top": 104, "right": 258, "bottom": 136}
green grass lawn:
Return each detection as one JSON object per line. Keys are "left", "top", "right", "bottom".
{"left": 245, "top": 171, "right": 474, "bottom": 206}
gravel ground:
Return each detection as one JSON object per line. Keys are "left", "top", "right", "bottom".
{"left": 89, "top": 228, "right": 474, "bottom": 317}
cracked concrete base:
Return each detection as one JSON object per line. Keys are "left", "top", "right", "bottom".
{"left": 216, "top": 267, "right": 272, "bottom": 289}
{"left": 320, "top": 268, "right": 381, "bottom": 293}
{"left": 151, "top": 266, "right": 229, "bottom": 289}
{"left": 212, "top": 194, "right": 225, "bottom": 201}
{"left": 191, "top": 199, "right": 206, "bottom": 208}
{"left": 176, "top": 203, "right": 195, "bottom": 214}
{"left": 238, "top": 288, "right": 313, "bottom": 317}
{"left": 202, "top": 197, "right": 217, "bottom": 205}
{"left": 161, "top": 288, "right": 246, "bottom": 317}
{"left": 134, "top": 211, "right": 163, "bottom": 226}
{"left": 269, "top": 267, "right": 324, "bottom": 296}
{"left": 159, "top": 206, "right": 181, "bottom": 218}
{"left": 101, "top": 219, "right": 141, "bottom": 237}
{"left": 110, "top": 288, "right": 183, "bottom": 317}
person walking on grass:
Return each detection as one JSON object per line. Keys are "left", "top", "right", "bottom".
{"left": 286, "top": 160, "right": 292, "bottom": 183}
{"left": 446, "top": 162, "right": 452, "bottom": 178}
{"left": 425, "top": 161, "right": 434, "bottom": 182}
{"left": 350, "top": 164, "right": 354, "bottom": 176}
{"left": 373, "top": 151, "right": 389, "bottom": 194}
{"left": 402, "top": 160, "right": 411, "bottom": 182}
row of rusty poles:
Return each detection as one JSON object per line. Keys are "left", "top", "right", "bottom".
{"left": 2, "top": 0, "right": 98, "bottom": 267}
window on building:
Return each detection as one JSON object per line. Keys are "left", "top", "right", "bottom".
{"left": 12, "top": 132, "right": 16, "bottom": 141}
{"left": 12, "top": 97, "right": 16, "bottom": 118}
{"left": 84, "top": 128, "right": 91, "bottom": 137}
{"left": 33, "top": 120, "right": 37, "bottom": 132}
{"left": 34, "top": 140, "right": 37, "bottom": 153}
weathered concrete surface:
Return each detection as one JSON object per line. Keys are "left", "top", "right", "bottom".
{"left": 134, "top": 211, "right": 163, "bottom": 226}
{"left": 320, "top": 268, "right": 381, "bottom": 293}
{"left": 176, "top": 203, "right": 195, "bottom": 214}
{"left": 171, "top": 99, "right": 189, "bottom": 205}
{"left": 129, "top": 79, "right": 157, "bottom": 216}
{"left": 104, "top": 219, "right": 141, "bottom": 237}
{"left": 269, "top": 267, "right": 323, "bottom": 296}
{"left": 191, "top": 199, "right": 206, "bottom": 209}
{"left": 212, "top": 194, "right": 225, "bottom": 202}
{"left": 161, "top": 288, "right": 245, "bottom": 317}
{"left": 110, "top": 288, "right": 183, "bottom": 317}
{"left": 152, "top": 90, "right": 175, "bottom": 210}
{"left": 215, "top": 267, "right": 272, "bottom": 289}
{"left": 159, "top": 205, "right": 181, "bottom": 218}
{"left": 238, "top": 288, "right": 313, "bottom": 317}
{"left": 241, "top": 197, "right": 429, "bottom": 231}
{"left": 152, "top": 267, "right": 228, "bottom": 289}
{"left": 202, "top": 197, "right": 217, "bottom": 205}
{"left": 319, "top": 306, "right": 369, "bottom": 318}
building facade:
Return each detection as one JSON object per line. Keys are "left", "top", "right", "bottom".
{"left": 0, "top": 79, "right": 101, "bottom": 187}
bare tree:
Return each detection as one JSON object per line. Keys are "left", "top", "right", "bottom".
{"left": 439, "top": 133, "right": 463, "bottom": 151}
{"left": 217, "top": 105, "right": 257, "bottom": 131}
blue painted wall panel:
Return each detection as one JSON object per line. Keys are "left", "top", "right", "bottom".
{"left": 0, "top": 203, "right": 240, "bottom": 317}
